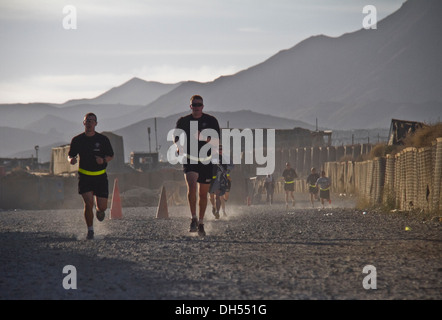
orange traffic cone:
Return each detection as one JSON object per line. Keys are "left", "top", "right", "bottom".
{"left": 110, "top": 178, "right": 123, "bottom": 219}
{"left": 156, "top": 185, "right": 169, "bottom": 219}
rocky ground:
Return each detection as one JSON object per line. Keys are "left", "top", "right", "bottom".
{"left": 0, "top": 193, "right": 441, "bottom": 302}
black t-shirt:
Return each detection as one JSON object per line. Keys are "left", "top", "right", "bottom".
{"left": 175, "top": 113, "right": 220, "bottom": 159}
{"left": 307, "top": 173, "right": 320, "bottom": 185}
{"left": 283, "top": 168, "right": 298, "bottom": 182}
{"left": 68, "top": 132, "right": 114, "bottom": 173}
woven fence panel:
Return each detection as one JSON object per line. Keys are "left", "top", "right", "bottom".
{"left": 433, "top": 138, "right": 442, "bottom": 212}
{"left": 371, "top": 157, "right": 385, "bottom": 205}
{"left": 345, "top": 161, "right": 355, "bottom": 194}
{"left": 383, "top": 154, "right": 395, "bottom": 207}
{"left": 416, "top": 147, "right": 433, "bottom": 211}
{"left": 404, "top": 148, "right": 417, "bottom": 210}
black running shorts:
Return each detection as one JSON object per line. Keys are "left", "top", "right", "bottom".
{"left": 183, "top": 163, "right": 213, "bottom": 184}
{"left": 78, "top": 173, "right": 109, "bottom": 198}
{"left": 319, "top": 189, "right": 330, "bottom": 200}
{"left": 309, "top": 186, "right": 318, "bottom": 194}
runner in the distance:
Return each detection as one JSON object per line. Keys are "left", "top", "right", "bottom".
{"left": 175, "top": 95, "right": 220, "bottom": 236}
{"left": 209, "top": 144, "right": 234, "bottom": 219}
{"left": 282, "top": 162, "right": 298, "bottom": 209}
{"left": 306, "top": 167, "right": 320, "bottom": 207}
{"left": 68, "top": 113, "right": 114, "bottom": 240}
{"left": 316, "top": 170, "right": 332, "bottom": 209}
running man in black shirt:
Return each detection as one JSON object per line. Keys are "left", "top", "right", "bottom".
{"left": 306, "top": 167, "right": 320, "bottom": 207}
{"left": 282, "top": 162, "right": 298, "bottom": 209}
{"left": 68, "top": 113, "right": 114, "bottom": 240}
{"left": 175, "top": 95, "right": 220, "bottom": 236}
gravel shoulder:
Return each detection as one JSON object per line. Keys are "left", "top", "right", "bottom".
{"left": 1, "top": 194, "right": 441, "bottom": 300}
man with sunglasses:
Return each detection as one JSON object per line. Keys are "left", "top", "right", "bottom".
{"left": 175, "top": 95, "right": 220, "bottom": 236}
{"left": 68, "top": 113, "right": 114, "bottom": 240}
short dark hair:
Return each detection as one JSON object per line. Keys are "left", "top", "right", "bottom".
{"left": 84, "top": 112, "right": 97, "bottom": 121}
{"left": 190, "top": 95, "right": 203, "bottom": 103}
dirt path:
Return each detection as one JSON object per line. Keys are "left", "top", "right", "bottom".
{"left": 1, "top": 195, "right": 441, "bottom": 301}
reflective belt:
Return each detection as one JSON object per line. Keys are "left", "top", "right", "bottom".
{"left": 78, "top": 168, "right": 106, "bottom": 176}
{"left": 285, "top": 180, "right": 295, "bottom": 184}
{"left": 310, "top": 184, "right": 317, "bottom": 187}
{"left": 320, "top": 187, "right": 330, "bottom": 191}
{"left": 185, "top": 153, "right": 212, "bottom": 163}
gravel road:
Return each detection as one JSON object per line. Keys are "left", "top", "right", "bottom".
{"left": 1, "top": 194, "right": 441, "bottom": 301}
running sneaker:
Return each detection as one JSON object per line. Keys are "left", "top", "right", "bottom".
{"left": 96, "top": 210, "right": 105, "bottom": 222}
{"left": 86, "top": 230, "right": 94, "bottom": 240}
{"left": 198, "top": 224, "right": 206, "bottom": 237}
{"left": 189, "top": 217, "right": 198, "bottom": 232}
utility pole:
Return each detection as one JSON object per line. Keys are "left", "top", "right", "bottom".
{"left": 147, "top": 127, "right": 151, "bottom": 153}
{"left": 34, "top": 145, "right": 39, "bottom": 169}
{"left": 154, "top": 118, "right": 158, "bottom": 152}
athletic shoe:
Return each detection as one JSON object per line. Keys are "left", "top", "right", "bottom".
{"left": 96, "top": 210, "right": 105, "bottom": 222}
{"left": 198, "top": 224, "right": 206, "bottom": 237}
{"left": 87, "top": 230, "right": 94, "bottom": 240}
{"left": 189, "top": 218, "right": 198, "bottom": 232}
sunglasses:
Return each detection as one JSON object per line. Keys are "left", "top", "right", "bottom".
{"left": 191, "top": 103, "right": 203, "bottom": 107}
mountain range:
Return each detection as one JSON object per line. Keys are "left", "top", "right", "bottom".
{"left": 1, "top": 0, "right": 440, "bottom": 163}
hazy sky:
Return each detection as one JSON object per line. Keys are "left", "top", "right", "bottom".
{"left": 0, "top": 0, "right": 405, "bottom": 104}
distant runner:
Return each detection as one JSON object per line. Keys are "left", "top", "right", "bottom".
{"left": 282, "top": 162, "right": 298, "bottom": 209}
{"left": 264, "top": 174, "right": 275, "bottom": 205}
{"left": 306, "top": 167, "right": 320, "bottom": 207}
{"left": 316, "top": 170, "right": 331, "bottom": 209}
{"left": 68, "top": 113, "right": 114, "bottom": 240}
{"left": 209, "top": 145, "right": 234, "bottom": 218}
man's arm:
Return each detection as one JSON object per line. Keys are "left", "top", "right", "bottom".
{"left": 67, "top": 137, "right": 78, "bottom": 165}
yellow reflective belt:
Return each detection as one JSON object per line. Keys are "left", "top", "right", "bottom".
{"left": 310, "top": 184, "right": 317, "bottom": 187}
{"left": 185, "top": 153, "right": 212, "bottom": 162}
{"left": 285, "top": 180, "right": 295, "bottom": 184}
{"left": 320, "top": 187, "right": 330, "bottom": 191}
{"left": 78, "top": 168, "right": 106, "bottom": 176}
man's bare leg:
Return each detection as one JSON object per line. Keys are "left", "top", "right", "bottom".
{"left": 81, "top": 191, "right": 95, "bottom": 239}
{"left": 198, "top": 183, "right": 210, "bottom": 224}
{"left": 81, "top": 192, "right": 94, "bottom": 228}
{"left": 185, "top": 172, "right": 198, "bottom": 218}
